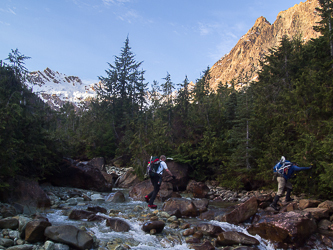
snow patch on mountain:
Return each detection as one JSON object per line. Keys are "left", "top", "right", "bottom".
{"left": 25, "top": 68, "right": 98, "bottom": 110}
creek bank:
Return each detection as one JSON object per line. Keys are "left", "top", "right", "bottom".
{"left": 0, "top": 159, "right": 332, "bottom": 249}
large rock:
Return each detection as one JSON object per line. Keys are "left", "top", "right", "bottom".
{"left": 215, "top": 196, "right": 258, "bottom": 225}
{"left": 302, "top": 207, "right": 330, "bottom": 220}
{"left": 88, "top": 157, "right": 105, "bottom": 171}
{"left": 318, "top": 200, "right": 333, "bottom": 213}
{"left": 44, "top": 159, "right": 112, "bottom": 192}
{"left": 25, "top": 220, "right": 52, "bottom": 243}
{"left": 129, "top": 179, "right": 173, "bottom": 202}
{"left": 117, "top": 169, "right": 141, "bottom": 188}
{"left": 298, "top": 199, "right": 321, "bottom": 210}
{"left": 106, "top": 191, "right": 126, "bottom": 203}
{"left": 142, "top": 220, "right": 165, "bottom": 233}
{"left": 68, "top": 209, "right": 95, "bottom": 220}
{"left": 163, "top": 161, "right": 189, "bottom": 191}
{"left": 0, "top": 218, "right": 19, "bottom": 230}
{"left": 196, "top": 223, "right": 224, "bottom": 237}
{"left": 162, "top": 198, "right": 198, "bottom": 217}
{"left": 186, "top": 180, "right": 210, "bottom": 198}
{"left": 106, "top": 218, "right": 131, "bottom": 232}
{"left": 0, "top": 176, "right": 51, "bottom": 209}
{"left": 216, "top": 231, "right": 260, "bottom": 246}
{"left": 247, "top": 210, "right": 317, "bottom": 246}
{"left": 44, "top": 225, "right": 93, "bottom": 250}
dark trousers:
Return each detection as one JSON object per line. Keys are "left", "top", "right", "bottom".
{"left": 147, "top": 174, "right": 161, "bottom": 205}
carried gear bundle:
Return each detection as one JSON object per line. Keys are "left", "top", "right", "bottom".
{"left": 147, "top": 156, "right": 161, "bottom": 177}
{"left": 272, "top": 156, "right": 292, "bottom": 179}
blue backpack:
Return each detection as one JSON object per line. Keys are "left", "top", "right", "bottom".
{"left": 273, "top": 156, "right": 292, "bottom": 175}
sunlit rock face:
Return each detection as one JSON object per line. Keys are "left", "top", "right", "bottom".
{"left": 209, "top": 0, "right": 321, "bottom": 89}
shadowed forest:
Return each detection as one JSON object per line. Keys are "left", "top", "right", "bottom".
{"left": 1, "top": 1, "right": 333, "bottom": 198}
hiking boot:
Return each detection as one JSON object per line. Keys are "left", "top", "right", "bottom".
{"left": 269, "top": 203, "right": 279, "bottom": 211}
{"left": 285, "top": 197, "right": 294, "bottom": 202}
{"left": 148, "top": 204, "right": 157, "bottom": 209}
{"left": 145, "top": 195, "right": 149, "bottom": 203}
{"left": 285, "top": 188, "right": 294, "bottom": 202}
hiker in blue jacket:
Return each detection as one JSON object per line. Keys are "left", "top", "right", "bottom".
{"left": 270, "top": 156, "right": 312, "bottom": 211}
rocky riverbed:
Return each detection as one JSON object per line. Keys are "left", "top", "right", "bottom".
{"left": 0, "top": 159, "right": 333, "bottom": 250}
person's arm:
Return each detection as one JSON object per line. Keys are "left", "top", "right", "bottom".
{"left": 293, "top": 165, "right": 312, "bottom": 171}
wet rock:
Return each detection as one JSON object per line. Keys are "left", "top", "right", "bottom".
{"left": 302, "top": 207, "right": 330, "bottom": 220}
{"left": 142, "top": 220, "right": 165, "bottom": 234}
{"left": 0, "top": 176, "right": 51, "bottom": 210}
{"left": 88, "top": 157, "right": 105, "bottom": 171}
{"left": 68, "top": 209, "right": 95, "bottom": 220}
{"left": 107, "top": 191, "right": 126, "bottom": 203}
{"left": 129, "top": 179, "right": 173, "bottom": 202}
{"left": 199, "top": 209, "right": 226, "bottom": 220}
{"left": 185, "top": 237, "right": 201, "bottom": 244}
{"left": 163, "top": 161, "right": 189, "bottom": 191}
{"left": 189, "top": 240, "right": 215, "bottom": 250}
{"left": 318, "top": 200, "right": 333, "bottom": 213}
{"left": 25, "top": 220, "right": 52, "bottom": 243}
{"left": 44, "top": 225, "right": 93, "bottom": 250}
{"left": 162, "top": 198, "right": 198, "bottom": 217}
{"left": 6, "top": 244, "right": 35, "bottom": 250}
{"left": 0, "top": 237, "right": 14, "bottom": 247}
{"left": 116, "top": 169, "right": 141, "bottom": 188}
{"left": 87, "top": 206, "right": 107, "bottom": 214}
{"left": 247, "top": 210, "right": 317, "bottom": 246}
{"left": 298, "top": 199, "right": 321, "bottom": 210}
{"left": 183, "top": 228, "right": 196, "bottom": 236}
{"left": 0, "top": 218, "right": 19, "bottom": 230}
{"left": 186, "top": 180, "right": 210, "bottom": 198}
{"left": 44, "top": 159, "right": 112, "bottom": 192}
{"left": 87, "top": 214, "right": 107, "bottom": 222}
{"left": 192, "top": 198, "right": 209, "bottom": 213}
{"left": 106, "top": 218, "right": 131, "bottom": 232}
{"left": 216, "top": 231, "right": 260, "bottom": 246}
{"left": 216, "top": 196, "right": 258, "bottom": 225}
{"left": 196, "top": 223, "right": 223, "bottom": 237}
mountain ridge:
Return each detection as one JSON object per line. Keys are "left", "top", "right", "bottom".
{"left": 209, "top": 0, "right": 321, "bottom": 89}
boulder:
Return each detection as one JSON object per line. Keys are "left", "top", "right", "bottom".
{"left": 162, "top": 198, "right": 198, "bottom": 217}
{"left": 192, "top": 199, "right": 209, "bottom": 213}
{"left": 302, "top": 207, "right": 330, "bottom": 220}
{"left": 298, "top": 199, "right": 321, "bottom": 210}
{"left": 106, "top": 218, "right": 131, "bottom": 232}
{"left": 129, "top": 179, "right": 173, "bottom": 202}
{"left": 189, "top": 240, "right": 215, "bottom": 250}
{"left": 87, "top": 206, "right": 107, "bottom": 214}
{"left": 106, "top": 191, "right": 126, "bottom": 203}
{"left": 25, "top": 220, "right": 52, "bottom": 243}
{"left": 0, "top": 218, "right": 19, "bottom": 230}
{"left": 196, "top": 223, "right": 224, "bottom": 237}
{"left": 68, "top": 209, "right": 95, "bottom": 220}
{"left": 186, "top": 180, "right": 210, "bottom": 198}
{"left": 247, "top": 210, "right": 317, "bottom": 246}
{"left": 44, "top": 225, "right": 93, "bottom": 250}
{"left": 44, "top": 159, "right": 112, "bottom": 192}
{"left": 215, "top": 196, "right": 258, "bottom": 225}
{"left": 116, "top": 169, "right": 141, "bottom": 188}
{"left": 0, "top": 176, "right": 51, "bottom": 209}
{"left": 216, "top": 231, "right": 260, "bottom": 246}
{"left": 163, "top": 161, "right": 190, "bottom": 191}
{"left": 142, "top": 220, "right": 165, "bottom": 233}
{"left": 88, "top": 157, "right": 105, "bottom": 171}
{"left": 318, "top": 200, "right": 333, "bottom": 213}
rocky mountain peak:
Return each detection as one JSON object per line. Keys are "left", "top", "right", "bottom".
{"left": 209, "top": 0, "right": 321, "bottom": 90}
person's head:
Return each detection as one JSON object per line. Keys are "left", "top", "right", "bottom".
{"left": 160, "top": 155, "right": 166, "bottom": 161}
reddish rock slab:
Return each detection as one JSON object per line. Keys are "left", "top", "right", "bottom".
{"left": 215, "top": 196, "right": 258, "bottom": 225}
{"left": 247, "top": 210, "right": 317, "bottom": 246}
{"left": 162, "top": 197, "right": 198, "bottom": 217}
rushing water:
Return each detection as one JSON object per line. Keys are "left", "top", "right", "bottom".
{"left": 41, "top": 187, "right": 277, "bottom": 249}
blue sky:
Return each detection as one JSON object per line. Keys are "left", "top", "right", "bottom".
{"left": 1, "top": 0, "right": 303, "bottom": 87}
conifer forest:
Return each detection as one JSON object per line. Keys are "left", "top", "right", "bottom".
{"left": 1, "top": 1, "right": 333, "bottom": 198}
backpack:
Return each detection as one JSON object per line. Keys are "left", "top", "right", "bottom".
{"left": 147, "top": 156, "right": 161, "bottom": 177}
{"left": 273, "top": 156, "right": 292, "bottom": 176}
